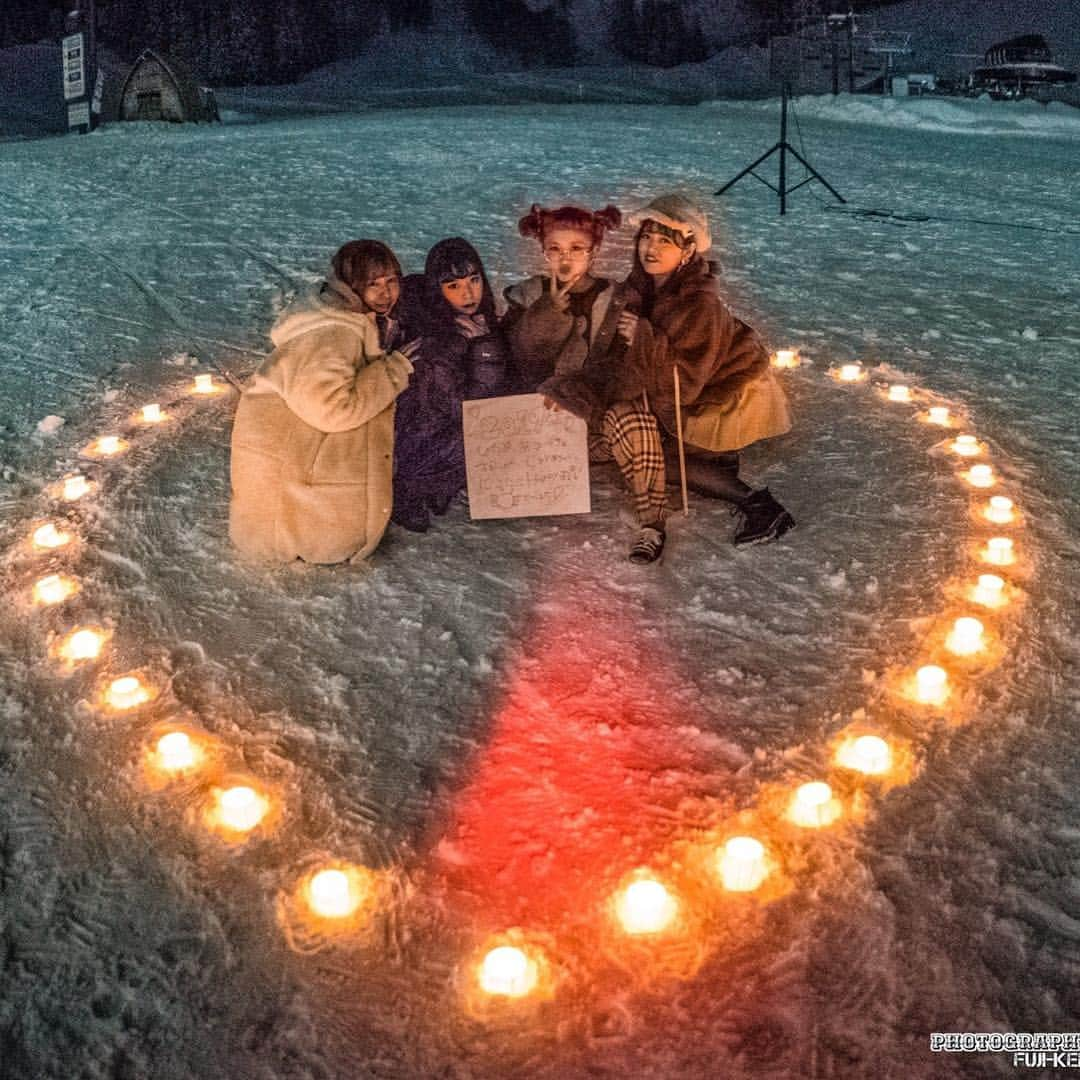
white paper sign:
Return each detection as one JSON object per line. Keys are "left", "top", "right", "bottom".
{"left": 463, "top": 393, "right": 590, "bottom": 519}
{"left": 62, "top": 33, "right": 85, "bottom": 100}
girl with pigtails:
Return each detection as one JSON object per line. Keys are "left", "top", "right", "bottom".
{"left": 508, "top": 196, "right": 794, "bottom": 564}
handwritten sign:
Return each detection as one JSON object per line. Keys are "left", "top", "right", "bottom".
{"left": 463, "top": 393, "right": 590, "bottom": 519}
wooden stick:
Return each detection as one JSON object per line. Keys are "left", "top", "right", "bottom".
{"left": 672, "top": 366, "right": 689, "bottom": 516}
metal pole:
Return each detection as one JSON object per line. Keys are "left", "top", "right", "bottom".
{"left": 847, "top": 14, "right": 855, "bottom": 94}
{"left": 779, "top": 83, "right": 788, "bottom": 216}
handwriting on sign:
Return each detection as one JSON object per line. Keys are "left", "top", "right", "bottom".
{"left": 463, "top": 393, "right": 590, "bottom": 520}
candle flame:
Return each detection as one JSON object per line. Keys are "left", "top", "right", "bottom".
{"left": 966, "top": 464, "right": 995, "bottom": 488}
{"left": 788, "top": 781, "right": 841, "bottom": 828}
{"left": 33, "top": 523, "right": 72, "bottom": 550}
{"left": 62, "top": 475, "right": 91, "bottom": 501}
{"left": 193, "top": 374, "right": 215, "bottom": 394}
{"left": 971, "top": 573, "right": 1006, "bottom": 608}
{"left": 155, "top": 731, "right": 200, "bottom": 773}
{"left": 478, "top": 946, "right": 539, "bottom": 998}
{"left": 983, "top": 536, "right": 1015, "bottom": 566}
{"left": 914, "top": 664, "right": 949, "bottom": 706}
{"left": 952, "top": 434, "right": 980, "bottom": 457}
{"left": 214, "top": 785, "right": 269, "bottom": 834}
{"left": 888, "top": 384, "right": 912, "bottom": 402}
{"left": 772, "top": 349, "right": 800, "bottom": 369}
{"left": 927, "top": 406, "right": 950, "bottom": 426}
{"left": 105, "top": 675, "right": 151, "bottom": 710}
{"left": 33, "top": 573, "right": 78, "bottom": 606}
{"left": 945, "top": 616, "right": 985, "bottom": 657}
{"left": 717, "top": 836, "right": 769, "bottom": 892}
{"left": 305, "top": 869, "right": 361, "bottom": 919}
{"left": 142, "top": 403, "right": 164, "bottom": 423}
{"left": 984, "top": 495, "right": 1015, "bottom": 525}
{"left": 615, "top": 877, "right": 679, "bottom": 935}
{"left": 61, "top": 627, "right": 105, "bottom": 663}
{"left": 836, "top": 735, "right": 892, "bottom": 775}
{"left": 838, "top": 363, "right": 863, "bottom": 382}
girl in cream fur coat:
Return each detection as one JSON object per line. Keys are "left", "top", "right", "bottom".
{"left": 230, "top": 240, "right": 418, "bottom": 564}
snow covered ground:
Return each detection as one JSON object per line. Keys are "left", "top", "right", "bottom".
{"left": 0, "top": 91, "right": 1078, "bottom": 1078}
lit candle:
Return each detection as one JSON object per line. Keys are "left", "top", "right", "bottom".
{"left": 615, "top": 878, "right": 679, "bottom": 935}
{"left": 305, "top": 869, "right": 360, "bottom": 919}
{"left": 888, "top": 384, "right": 912, "bottom": 403}
{"left": 478, "top": 946, "right": 539, "bottom": 998}
{"left": 97, "top": 435, "right": 122, "bottom": 455}
{"left": 835, "top": 734, "right": 892, "bottom": 775}
{"left": 927, "top": 406, "right": 950, "bottom": 425}
{"left": 33, "top": 523, "right": 72, "bottom": 550}
{"left": 945, "top": 617, "right": 985, "bottom": 657}
{"left": 983, "top": 536, "right": 1015, "bottom": 566}
{"left": 717, "top": 836, "right": 769, "bottom": 892}
{"left": 61, "top": 628, "right": 105, "bottom": 663}
{"left": 914, "top": 664, "right": 949, "bottom": 706}
{"left": 32, "top": 573, "right": 78, "bottom": 606}
{"left": 62, "top": 474, "right": 91, "bottom": 501}
{"left": 155, "top": 731, "right": 199, "bottom": 773}
{"left": 215, "top": 785, "right": 268, "bottom": 833}
{"left": 772, "top": 349, "right": 799, "bottom": 369}
{"left": 838, "top": 363, "right": 862, "bottom": 382}
{"left": 787, "top": 781, "right": 840, "bottom": 828}
{"left": 984, "top": 495, "right": 1015, "bottom": 525}
{"left": 952, "top": 434, "right": 980, "bottom": 457}
{"left": 966, "top": 464, "right": 995, "bottom": 488}
{"left": 193, "top": 374, "right": 215, "bottom": 394}
{"left": 971, "top": 573, "right": 1006, "bottom": 607}
{"left": 142, "top": 403, "right": 163, "bottom": 423}
{"left": 105, "top": 675, "right": 150, "bottom": 710}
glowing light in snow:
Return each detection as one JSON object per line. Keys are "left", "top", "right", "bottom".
{"left": 983, "top": 536, "right": 1015, "bottom": 566}
{"left": 62, "top": 474, "right": 91, "bottom": 500}
{"left": 33, "top": 523, "right": 72, "bottom": 550}
{"left": 478, "top": 946, "right": 540, "bottom": 997}
{"left": 772, "top": 349, "right": 800, "bottom": 368}
{"left": 60, "top": 627, "right": 105, "bottom": 662}
{"left": 966, "top": 464, "right": 995, "bottom": 488}
{"left": 927, "top": 406, "right": 950, "bottom": 425}
{"left": 971, "top": 574, "right": 1006, "bottom": 608}
{"left": 984, "top": 496, "right": 1015, "bottom": 524}
{"left": 952, "top": 434, "right": 980, "bottom": 457}
{"left": 888, "top": 384, "right": 911, "bottom": 402}
{"left": 213, "top": 785, "right": 269, "bottom": 834}
{"left": 717, "top": 837, "right": 769, "bottom": 892}
{"left": 105, "top": 675, "right": 151, "bottom": 710}
{"left": 142, "top": 403, "right": 164, "bottom": 423}
{"left": 787, "top": 781, "right": 841, "bottom": 828}
{"left": 838, "top": 363, "right": 863, "bottom": 382}
{"left": 945, "top": 617, "right": 985, "bottom": 657}
{"left": 193, "top": 374, "right": 216, "bottom": 394}
{"left": 155, "top": 732, "right": 199, "bottom": 773}
{"left": 835, "top": 735, "right": 892, "bottom": 775}
{"left": 914, "top": 665, "right": 949, "bottom": 706}
{"left": 615, "top": 878, "right": 679, "bottom": 935}
{"left": 33, "top": 573, "right": 78, "bottom": 606}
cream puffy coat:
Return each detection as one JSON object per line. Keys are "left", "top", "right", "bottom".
{"left": 229, "top": 294, "right": 413, "bottom": 564}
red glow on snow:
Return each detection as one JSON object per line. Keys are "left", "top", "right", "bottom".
{"left": 436, "top": 597, "right": 730, "bottom": 932}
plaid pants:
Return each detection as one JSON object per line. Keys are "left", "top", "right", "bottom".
{"left": 590, "top": 399, "right": 667, "bottom": 526}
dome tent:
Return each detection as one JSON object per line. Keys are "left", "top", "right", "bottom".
{"left": 118, "top": 48, "right": 218, "bottom": 123}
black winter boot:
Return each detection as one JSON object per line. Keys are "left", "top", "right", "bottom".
{"left": 733, "top": 489, "right": 795, "bottom": 547}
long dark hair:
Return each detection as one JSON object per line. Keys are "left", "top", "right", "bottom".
{"left": 418, "top": 237, "right": 497, "bottom": 336}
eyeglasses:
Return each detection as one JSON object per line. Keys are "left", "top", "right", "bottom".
{"left": 543, "top": 244, "right": 593, "bottom": 261}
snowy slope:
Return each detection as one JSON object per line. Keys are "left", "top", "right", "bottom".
{"left": 0, "top": 96, "right": 1078, "bottom": 1078}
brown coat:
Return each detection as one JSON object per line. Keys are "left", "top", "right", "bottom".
{"left": 229, "top": 294, "right": 412, "bottom": 564}
{"left": 612, "top": 256, "right": 771, "bottom": 442}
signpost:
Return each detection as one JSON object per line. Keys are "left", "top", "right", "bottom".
{"left": 62, "top": 1, "right": 97, "bottom": 133}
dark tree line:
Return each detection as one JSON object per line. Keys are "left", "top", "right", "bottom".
{"left": 0, "top": 0, "right": 909, "bottom": 84}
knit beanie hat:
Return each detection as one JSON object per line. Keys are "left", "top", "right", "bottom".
{"left": 627, "top": 194, "right": 711, "bottom": 253}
